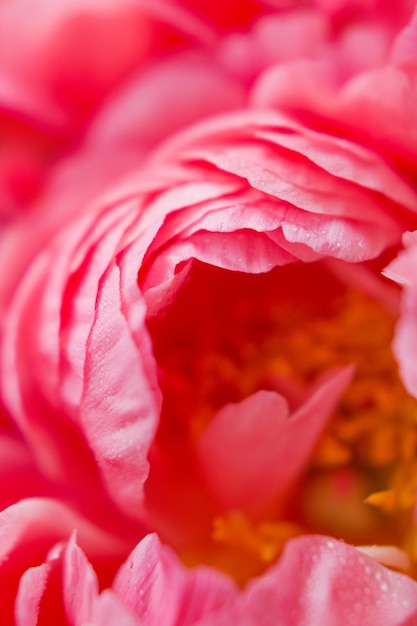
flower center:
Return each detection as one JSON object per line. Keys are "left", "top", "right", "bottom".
{"left": 145, "top": 260, "right": 417, "bottom": 585}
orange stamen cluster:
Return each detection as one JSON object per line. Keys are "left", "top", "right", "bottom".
{"left": 147, "top": 262, "right": 417, "bottom": 584}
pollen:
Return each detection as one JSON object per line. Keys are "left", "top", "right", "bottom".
{"left": 210, "top": 512, "right": 301, "bottom": 584}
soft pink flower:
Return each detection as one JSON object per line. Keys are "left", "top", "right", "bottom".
{"left": 1, "top": 1, "right": 417, "bottom": 625}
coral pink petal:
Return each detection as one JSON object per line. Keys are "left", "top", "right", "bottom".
{"left": 112, "top": 533, "right": 199, "bottom": 626}
{"left": 392, "top": 301, "right": 417, "bottom": 399}
{"left": 220, "top": 10, "right": 327, "bottom": 80}
{"left": 197, "top": 367, "right": 353, "bottom": 512}
{"left": 384, "top": 240, "right": 417, "bottom": 398}
{"left": 151, "top": 109, "right": 409, "bottom": 261}
{"left": 92, "top": 591, "right": 140, "bottom": 626}
{"left": 0, "top": 188, "right": 161, "bottom": 516}
{"left": 251, "top": 53, "right": 417, "bottom": 162}
{"left": 0, "top": 498, "right": 126, "bottom": 624}
{"left": 0, "top": 0, "right": 151, "bottom": 124}
{"left": 383, "top": 237, "right": 417, "bottom": 287}
{"left": 390, "top": 4, "right": 417, "bottom": 66}
{"left": 142, "top": 229, "right": 296, "bottom": 294}
{"left": 15, "top": 563, "right": 51, "bottom": 626}
{"left": 152, "top": 107, "right": 409, "bottom": 212}
{"left": 113, "top": 534, "right": 237, "bottom": 626}
{"left": 177, "top": 562, "right": 238, "bottom": 625}
{"left": 196, "top": 536, "right": 417, "bottom": 625}
{"left": 86, "top": 52, "right": 244, "bottom": 151}
{"left": 243, "top": 536, "right": 417, "bottom": 626}
{"left": 16, "top": 547, "right": 68, "bottom": 626}
{"left": 0, "top": 498, "right": 127, "bottom": 562}
{"left": 80, "top": 262, "right": 160, "bottom": 516}
{"left": 63, "top": 534, "right": 99, "bottom": 626}
{"left": 188, "top": 139, "right": 398, "bottom": 224}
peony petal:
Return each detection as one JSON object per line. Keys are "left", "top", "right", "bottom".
{"left": 112, "top": 534, "right": 191, "bottom": 626}
{"left": 142, "top": 229, "right": 296, "bottom": 294}
{"left": 196, "top": 536, "right": 417, "bottom": 625}
{"left": 113, "top": 534, "right": 237, "bottom": 626}
{"left": 197, "top": 367, "right": 353, "bottom": 512}
{"left": 384, "top": 243, "right": 417, "bottom": 399}
{"left": 15, "top": 563, "right": 51, "bottom": 626}
{"left": 92, "top": 590, "right": 140, "bottom": 626}
{"left": 0, "top": 498, "right": 126, "bottom": 624}
{"left": 16, "top": 549, "right": 67, "bottom": 626}
{"left": 243, "top": 536, "right": 417, "bottom": 626}
{"left": 80, "top": 261, "right": 160, "bottom": 517}
{"left": 252, "top": 60, "right": 417, "bottom": 174}
{"left": 63, "top": 533, "right": 99, "bottom": 626}
{"left": 390, "top": 4, "right": 417, "bottom": 66}
{"left": 0, "top": 0, "right": 151, "bottom": 124}
{"left": 86, "top": 52, "right": 244, "bottom": 152}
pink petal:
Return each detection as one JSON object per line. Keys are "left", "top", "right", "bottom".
{"left": 186, "top": 140, "right": 395, "bottom": 222}
{"left": 92, "top": 590, "right": 140, "bottom": 626}
{"left": 0, "top": 0, "right": 151, "bottom": 124}
{"left": 142, "top": 229, "right": 296, "bottom": 294}
{"left": 113, "top": 534, "right": 193, "bottom": 626}
{"left": 243, "top": 536, "right": 417, "bottom": 626}
{"left": 15, "top": 544, "right": 69, "bottom": 626}
{"left": 0, "top": 181, "right": 161, "bottom": 517}
{"left": 63, "top": 534, "right": 98, "bottom": 626}
{"left": 384, "top": 241, "right": 417, "bottom": 398}
{"left": 150, "top": 109, "right": 409, "bottom": 264}
{"left": 0, "top": 498, "right": 127, "bottom": 623}
{"left": 252, "top": 59, "right": 417, "bottom": 173}
{"left": 390, "top": 4, "right": 417, "bottom": 66}
{"left": 113, "top": 534, "right": 237, "bottom": 626}
{"left": 80, "top": 261, "right": 160, "bottom": 516}
{"left": 196, "top": 536, "right": 417, "bottom": 625}
{"left": 197, "top": 367, "right": 353, "bottom": 513}
{"left": 383, "top": 235, "right": 417, "bottom": 287}
{"left": 15, "top": 564, "right": 51, "bottom": 626}
{"left": 86, "top": 52, "right": 244, "bottom": 152}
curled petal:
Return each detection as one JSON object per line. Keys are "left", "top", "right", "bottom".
{"left": 196, "top": 536, "right": 417, "bottom": 625}
{"left": 0, "top": 499, "right": 127, "bottom": 624}
{"left": 113, "top": 534, "right": 237, "bottom": 626}
{"left": 63, "top": 534, "right": 99, "bottom": 626}
{"left": 197, "top": 367, "right": 353, "bottom": 512}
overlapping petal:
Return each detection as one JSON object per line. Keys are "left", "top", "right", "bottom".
{"left": 196, "top": 536, "right": 417, "bottom": 625}
{"left": 1, "top": 1, "right": 417, "bottom": 624}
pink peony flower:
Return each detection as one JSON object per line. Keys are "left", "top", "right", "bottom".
{"left": 1, "top": 1, "right": 417, "bottom": 625}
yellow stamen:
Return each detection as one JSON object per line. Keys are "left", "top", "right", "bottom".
{"left": 366, "top": 490, "right": 397, "bottom": 514}
{"left": 147, "top": 262, "right": 417, "bottom": 584}
{"left": 212, "top": 512, "right": 300, "bottom": 565}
